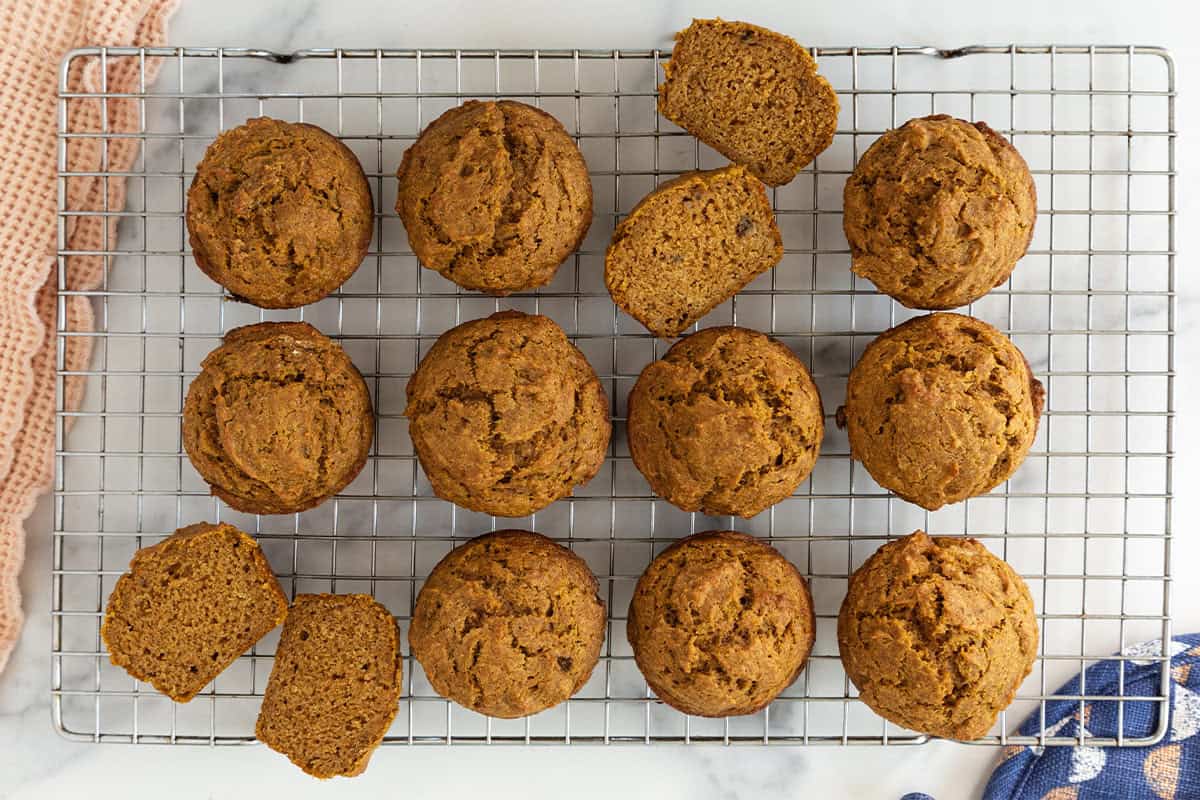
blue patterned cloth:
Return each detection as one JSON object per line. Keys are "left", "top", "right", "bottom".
{"left": 983, "top": 634, "right": 1200, "bottom": 800}
{"left": 902, "top": 635, "right": 1200, "bottom": 800}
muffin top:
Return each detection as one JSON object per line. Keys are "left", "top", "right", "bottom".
{"left": 404, "top": 311, "right": 610, "bottom": 517}
{"left": 627, "top": 530, "right": 815, "bottom": 717}
{"left": 186, "top": 117, "right": 374, "bottom": 308}
{"left": 843, "top": 114, "right": 1036, "bottom": 309}
{"left": 627, "top": 326, "right": 823, "bottom": 518}
{"left": 182, "top": 322, "right": 373, "bottom": 515}
{"left": 409, "top": 531, "right": 606, "bottom": 718}
{"left": 658, "top": 18, "right": 839, "bottom": 186}
{"left": 838, "top": 530, "right": 1038, "bottom": 740}
{"left": 395, "top": 100, "right": 593, "bottom": 295}
{"left": 837, "top": 313, "right": 1044, "bottom": 510}
{"left": 605, "top": 165, "right": 783, "bottom": 338}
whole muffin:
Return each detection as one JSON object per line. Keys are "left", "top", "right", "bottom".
{"left": 410, "top": 530, "right": 606, "bottom": 718}
{"left": 843, "top": 114, "right": 1036, "bottom": 309}
{"left": 627, "top": 531, "right": 815, "bottom": 717}
{"left": 627, "top": 326, "right": 823, "bottom": 518}
{"left": 838, "top": 531, "right": 1038, "bottom": 740}
{"left": 186, "top": 117, "right": 374, "bottom": 308}
{"left": 837, "top": 313, "right": 1044, "bottom": 511}
{"left": 658, "top": 19, "right": 839, "bottom": 186}
{"left": 605, "top": 165, "right": 783, "bottom": 338}
{"left": 182, "top": 322, "right": 373, "bottom": 514}
{"left": 395, "top": 100, "right": 593, "bottom": 295}
{"left": 404, "top": 311, "right": 610, "bottom": 517}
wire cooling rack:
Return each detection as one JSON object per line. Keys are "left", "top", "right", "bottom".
{"left": 53, "top": 44, "right": 1175, "bottom": 747}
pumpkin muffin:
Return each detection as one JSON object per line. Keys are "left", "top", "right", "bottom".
{"left": 843, "top": 114, "right": 1037, "bottom": 309}
{"left": 626, "top": 326, "right": 823, "bottom": 518}
{"left": 838, "top": 531, "right": 1039, "bottom": 740}
{"left": 395, "top": 100, "right": 593, "bottom": 295}
{"left": 404, "top": 311, "right": 610, "bottom": 517}
{"left": 658, "top": 19, "right": 839, "bottom": 186}
{"left": 186, "top": 117, "right": 374, "bottom": 308}
{"left": 605, "top": 165, "right": 783, "bottom": 338}
{"left": 100, "top": 522, "right": 288, "bottom": 702}
{"left": 182, "top": 322, "right": 374, "bottom": 515}
{"left": 256, "top": 594, "right": 402, "bottom": 778}
{"left": 836, "top": 313, "right": 1043, "bottom": 511}
{"left": 627, "top": 530, "right": 815, "bottom": 717}
{"left": 409, "top": 530, "right": 606, "bottom": 718}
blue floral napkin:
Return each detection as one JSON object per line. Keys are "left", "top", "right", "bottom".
{"left": 903, "top": 634, "right": 1200, "bottom": 799}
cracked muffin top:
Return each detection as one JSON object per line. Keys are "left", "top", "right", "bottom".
{"left": 843, "top": 114, "right": 1036, "bottom": 310}
{"left": 837, "top": 313, "right": 1044, "bottom": 511}
{"left": 186, "top": 117, "right": 374, "bottom": 309}
{"left": 658, "top": 19, "right": 839, "bottom": 186}
{"left": 626, "top": 326, "right": 823, "bottom": 518}
{"left": 838, "top": 530, "right": 1038, "bottom": 740}
{"left": 403, "top": 311, "right": 610, "bottom": 517}
{"left": 182, "top": 322, "right": 374, "bottom": 515}
{"left": 627, "top": 530, "right": 814, "bottom": 717}
{"left": 409, "top": 530, "right": 606, "bottom": 718}
{"left": 605, "top": 165, "right": 783, "bottom": 338}
{"left": 395, "top": 100, "right": 593, "bottom": 295}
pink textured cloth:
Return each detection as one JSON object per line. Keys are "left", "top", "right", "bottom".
{"left": 0, "top": 0, "right": 177, "bottom": 674}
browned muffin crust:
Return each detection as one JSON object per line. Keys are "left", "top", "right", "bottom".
{"left": 843, "top": 114, "right": 1037, "bottom": 309}
{"left": 605, "top": 165, "right": 783, "bottom": 338}
{"left": 395, "top": 100, "right": 593, "bottom": 295}
{"left": 837, "top": 531, "right": 1039, "bottom": 740}
{"left": 627, "top": 326, "right": 823, "bottom": 518}
{"left": 627, "top": 531, "right": 815, "bottom": 717}
{"left": 403, "top": 311, "right": 610, "bottom": 517}
{"left": 256, "top": 594, "right": 402, "bottom": 778}
{"left": 409, "top": 530, "right": 606, "bottom": 718}
{"left": 182, "top": 322, "right": 374, "bottom": 515}
{"left": 186, "top": 117, "right": 374, "bottom": 309}
{"left": 100, "top": 522, "right": 288, "bottom": 702}
{"left": 836, "top": 313, "right": 1044, "bottom": 511}
{"left": 658, "top": 19, "right": 839, "bottom": 186}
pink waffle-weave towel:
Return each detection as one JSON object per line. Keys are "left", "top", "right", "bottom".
{"left": 0, "top": 0, "right": 178, "bottom": 674}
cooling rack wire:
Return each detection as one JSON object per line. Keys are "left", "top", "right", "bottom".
{"left": 53, "top": 44, "right": 1175, "bottom": 746}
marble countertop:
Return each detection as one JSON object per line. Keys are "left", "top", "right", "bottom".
{"left": 3, "top": 0, "right": 1198, "bottom": 797}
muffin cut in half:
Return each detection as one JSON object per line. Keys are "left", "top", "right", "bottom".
{"left": 606, "top": 165, "right": 782, "bottom": 338}
{"left": 256, "top": 594, "right": 403, "bottom": 778}
{"left": 658, "top": 19, "right": 839, "bottom": 186}
{"left": 100, "top": 522, "right": 288, "bottom": 702}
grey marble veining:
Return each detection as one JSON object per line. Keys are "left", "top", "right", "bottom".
{"left": 3, "top": 1, "right": 1198, "bottom": 797}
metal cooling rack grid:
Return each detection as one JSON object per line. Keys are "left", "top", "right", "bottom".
{"left": 53, "top": 44, "right": 1175, "bottom": 747}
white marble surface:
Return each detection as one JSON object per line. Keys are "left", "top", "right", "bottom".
{"left": 4, "top": 0, "right": 1200, "bottom": 797}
